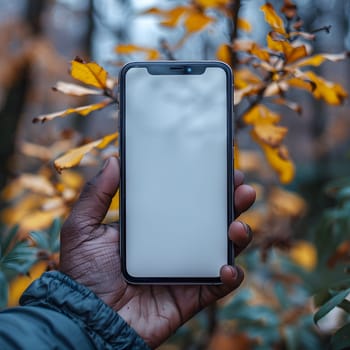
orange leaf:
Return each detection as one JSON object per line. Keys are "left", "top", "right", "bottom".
{"left": 235, "top": 68, "right": 261, "bottom": 89}
{"left": 285, "top": 45, "right": 307, "bottom": 64}
{"left": 244, "top": 105, "right": 288, "bottom": 147}
{"left": 287, "top": 76, "right": 316, "bottom": 92}
{"left": 291, "top": 52, "right": 349, "bottom": 68}
{"left": 33, "top": 100, "right": 110, "bottom": 123}
{"left": 195, "top": 0, "right": 230, "bottom": 7}
{"left": 20, "top": 207, "right": 66, "bottom": 232}
{"left": 115, "top": 44, "right": 160, "bottom": 60}
{"left": 160, "top": 7, "right": 188, "bottom": 27}
{"left": 268, "top": 146, "right": 295, "bottom": 184}
{"left": 216, "top": 44, "right": 232, "bottom": 66}
{"left": 302, "top": 71, "right": 347, "bottom": 105}
{"left": 104, "top": 190, "right": 120, "bottom": 223}
{"left": 254, "top": 123, "right": 288, "bottom": 147}
{"left": 54, "top": 133, "right": 118, "bottom": 173}
{"left": 2, "top": 174, "right": 56, "bottom": 201}
{"left": 19, "top": 174, "right": 56, "bottom": 196}
{"left": 261, "top": 3, "right": 286, "bottom": 34}
{"left": 266, "top": 32, "right": 290, "bottom": 52}
{"left": 237, "top": 18, "right": 252, "bottom": 32}
{"left": 252, "top": 133, "right": 295, "bottom": 184}
{"left": 8, "top": 261, "right": 48, "bottom": 307}
{"left": 250, "top": 43, "right": 270, "bottom": 62}
{"left": 20, "top": 142, "right": 54, "bottom": 161}
{"left": 243, "top": 105, "right": 280, "bottom": 125}
{"left": 184, "top": 11, "right": 213, "bottom": 33}
{"left": 266, "top": 33, "right": 307, "bottom": 63}
{"left": 289, "top": 240, "right": 317, "bottom": 271}
{"left": 269, "top": 187, "right": 307, "bottom": 218}
{"left": 70, "top": 58, "right": 108, "bottom": 89}
{"left": 143, "top": 6, "right": 187, "bottom": 27}
{"left": 59, "top": 170, "right": 84, "bottom": 190}
{"left": 237, "top": 150, "right": 264, "bottom": 174}
{"left": 53, "top": 81, "right": 102, "bottom": 96}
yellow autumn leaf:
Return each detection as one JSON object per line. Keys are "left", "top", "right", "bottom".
{"left": 235, "top": 69, "right": 261, "bottom": 89}
{"left": 7, "top": 261, "right": 48, "bottom": 307}
{"left": 237, "top": 18, "right": 252, "bottom": 32}
{"left": 291, "top": 52, "right": 349, "bottom": 68}
{"left": 216, "top": 44, "right": 232, "bottom": 67}
{"left": 115, "top": 44, "right": 160, "bottom": 60}
{"left": 243, "top": 104, "right": 280, "bottom": 125}
{"left": 289, "top": 240, "right": 317, "bottom": 271}
{"left": 266, "top": 32, "right": 290, "bottom": 52}
{"left": 54, "top": 132, "right": 118, "bottom": 173}
{"left": 266, "top": 33, "right": 307, "bottom": 63}
{"left": 261, "top": 3, "right": 285, "bottom": 34}
{"left": 70, "top": 58, "right": 108, "bottom": 89}
{"left": 254, "top": 123, "right": 288, "bottom": 147}
{"left": 20, "top": 207, "right": 67, "bottom": 232}
{"left": 59, "top": 170, "right": 84, "bottom": 190}
{"left": 253, "top": 134, "right": 295, "bottom": 184}
{"left": 33, "top": 100, "right": 110, "bottom": 123}
{"left": 285, "top": 45, "right": 307, "bottom": 64}
{"left": 1, "top": 194, "right": 42, "bottom": 225}
{"left": 143, "top": 6, "right": 187, "bottom": 27}
{"left": 20, "top": 142, "right": 52, "bottom": 161}
{"left": 195, "top": 0, "right": 230, "bottom": 7}
{"left": 303, "top": 71, "right": 347, "bottom": 105}
{"left": 104, "top": 190, "right": 120, "bottom": 223}
{"left": 17, "top": 174, "right": 56, "bottom": 197}
{"left": 160, "top": 7, "right": 188, "bottom": 27}
{"left": 287, "top": 76, "right": 316, "bottom": 92}
{"left": 250, "top": 43, "right": 270, "bottom": 62}
{"left": 237, "top": 150, "right": 264, "bottom": 174}
{"left": 268, "top": 187, "right": 307, "bottom": 218}
{"left": 238, "top": 209, "right": 264, "bottom": 232}
{"left": 184, "top": 11, "right": 213, "bottom": 33}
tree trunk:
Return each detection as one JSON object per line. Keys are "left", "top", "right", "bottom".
{"left": 0, "top": 0, "right": 47, "bottom": 190}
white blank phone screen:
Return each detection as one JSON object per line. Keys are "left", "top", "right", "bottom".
{"left": 125, "top": 67, "right": 229, "bottom": 278}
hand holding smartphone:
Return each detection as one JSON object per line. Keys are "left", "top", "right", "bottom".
{"left": 119, "top": 61, "right": 233, "bottom": 284}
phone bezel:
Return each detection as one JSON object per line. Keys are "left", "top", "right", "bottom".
{"left": 119, "top": 61, "right": 234, "bottom": 284}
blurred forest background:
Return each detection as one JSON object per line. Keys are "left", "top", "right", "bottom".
{"left": 1, "top": 0, "right": 350, "bottom": 349}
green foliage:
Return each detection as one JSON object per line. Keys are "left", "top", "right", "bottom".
{"left": 0, "top": 219, "right": 61, "bottom": 308}
{"left": 313, "top": 177, "right": 350, "bottom": 349}
{"left": 29, "top": 218, "right": 61, "bottom": 254}
{"left": 0, "top": 225, "right": 38, "bottom": 308}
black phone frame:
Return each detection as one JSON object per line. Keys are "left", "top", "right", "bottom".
{"left": 119, "top": 61, "right": 234, "bottom": 284}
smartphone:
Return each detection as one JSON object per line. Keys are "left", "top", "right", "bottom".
{"left": 119, "top": 61, "right": 233, "bottom": 284}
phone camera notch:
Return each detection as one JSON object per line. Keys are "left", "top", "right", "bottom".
{"left": 185, "top": 67, "right": 192, "bottom": 73}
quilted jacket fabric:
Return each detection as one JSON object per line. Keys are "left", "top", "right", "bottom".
{"left": 0, "top": 271, "right": 150, "bottom": 350}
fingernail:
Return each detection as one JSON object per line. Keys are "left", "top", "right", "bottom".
{"left": 230, "top": 266, "right": 238, "bottom": 279}
{"left": 97, "top": 158, "right": 110, "bottom": 176}
{"left": 102, "top": 158, "right": 110, "bottom": 170}
{"left": 239, "top": 221, "right": 252, "bottom": 240}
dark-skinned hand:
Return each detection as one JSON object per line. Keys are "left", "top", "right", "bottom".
{"left": 60, "top": 157, "right": 256, "bottom": 348}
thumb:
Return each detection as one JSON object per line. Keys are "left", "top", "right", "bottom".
{"left": 66, "top": 157, "right": 120, "bottom": 228}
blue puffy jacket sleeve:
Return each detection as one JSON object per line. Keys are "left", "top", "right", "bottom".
{"left": 0, "top": 271, "right": 151, "bottom": 350}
